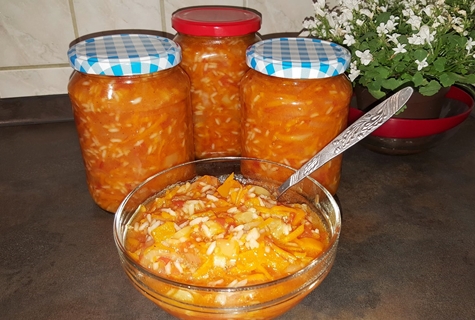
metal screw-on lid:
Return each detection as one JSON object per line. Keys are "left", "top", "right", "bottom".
{"left": 246, "top": 38, "right": 351, "bottom": 79}
{"left": 67, "top": 34, "right": 181, "bottom": 76}
{"left": 172, "top": 7, "right": 261, "bottom": 37}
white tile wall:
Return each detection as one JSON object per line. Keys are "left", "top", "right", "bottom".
{"left": 0, "top": 0, "right": 329, "bottom": 98}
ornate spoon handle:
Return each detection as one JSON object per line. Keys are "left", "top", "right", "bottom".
{"left": 276, "top": 87, "right": 414, "bottom": 197}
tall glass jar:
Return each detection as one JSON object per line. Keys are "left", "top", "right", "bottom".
{"left": 172, "top": 7, "right": 261, "bottom": 159}
{"left": 67, "top": 34, "right": 194, "bottom": 212}
{"left": 240, "top": 38, "right": 352, "bottom": 195}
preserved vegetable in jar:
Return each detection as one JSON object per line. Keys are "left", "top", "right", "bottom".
{"left": 67, "top": 34, "right": 194, "bottom": 213}
{"left": 240, "top": 38, "right": 352, "bottom": 195}
{"left": 172, "top": 7, "right": 261, "bottom": 159}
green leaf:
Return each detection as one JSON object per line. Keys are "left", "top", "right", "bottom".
{"left": 418, "top": 81, "right": 442, "bottom": 96}
{"left": 412, "top": 73, "right": 424, "bottom": 87}
{"left": 365, "top": 69, "right": 383, "bottom": 80}
{"left": 439, "top": 73, "right": 456, "bottom": 87}
{"left": 433, "top": 58, "right": 446, "bottom": 73}
{"left": 398, "top": 35, "right": 408, "bottom": 45}
{"left": 381, "top": 78, "right": 405, "bottom": 90}
{"left": 368, "top": 88, "right": 386, "bottom": 99}
{"left": 413, "top": 49, "right": 428, "bottom": 61}
{"left": 463, "top": 74, "right": 475, "bottom": 83}
{"left": 375, "top": 12, "right": 391, "bottom": 24}
{"left": 447, "top": 72, "right": 475, "bottom": 85}
{"left": 367, "top": 81, "right": 382, "bottom": 93}
{"left": 358, "top": 32, "right": 378, "bottom": 43}
{"left": 378, "top": 66, "right": 391, "bottom": 79}
{"left": 451, "top": 34, "right": 466, "bottom": 47}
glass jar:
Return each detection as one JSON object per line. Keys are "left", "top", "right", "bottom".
{"left": 67, "top": 34, "right": 194, "bottom": 213}
{"left": 240, "top": 38, "right": 352, "bottom": 195}
{"left": 172, "top": 7, "right": 261, "bottom": 159}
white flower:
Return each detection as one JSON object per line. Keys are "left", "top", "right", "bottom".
{"left": 326, "top": 12, "right": 338, "bottom": 29}
{"left": 387, "top": 33, "right": 401, "bottom": 44}
{"left": 344, "top": 0, "right": 361, "bottom": 11}
{"left": 386, "top": 17, "right": 399, "bottom": 33}
{"left": 422, "top": 6, "right": 432, "bottom": 17}
{"left": 348, "top": 61, "right": 361, "bottom": 82}
{"left": 418, "top": 25, "right": 435, "bottom": 44}
{"left": 360, "top": 9, "right": 374, "bottom": 19}
{"left": 407, "top": 14, "right": 422, "bottom": 30}
{"left": 453, "top": 25, "right": 464, "bottom": 34}
{"left": 393, "top": 43, "right": 407, "bottom": 54}
{"left": 313, "top": 0, "right": 326, "bottom": 17}
{"left": 415, "top": 57, "right": 429, "bottom": 70}
{"left": 343, "top": 34, "right": 356, "bottom": 46}
{"left": 402, "top": 8, "right": 414, "bottom": 17}
{"left": 408, "top": 25, "right": 435, "bottom": 45}
{"left": 302, "top": 19, "right": 316, "bottom": 30}
{"left": 408, "top": 34, "right": 424, "bottom": 45}
{"left": 467, "top": 38, "right": 475, "bottom": 52}
{"left": 340, "top": 8, "right": 354, "bottom": 23}
{"left": 377, "top": 23, "right": 387, "bottom": 36}
{"left": 356, "top": 19, "right": 365, "bottom": 26}
{"left": 355, "top": 50, "right": 373, "bottom": 65}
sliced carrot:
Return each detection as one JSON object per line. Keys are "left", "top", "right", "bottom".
{"left": 217, "top": 172, "right": 236, "bottom": 197}
{"left": 282, "top": 224, "right": 305, "bottom": 243}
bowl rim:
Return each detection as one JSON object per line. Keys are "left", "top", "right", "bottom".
{"left": 113, "top": 156, "right": 341, "bottom": 293}
{"left": 348, "top": 86, "right": 474, "bottom": 139}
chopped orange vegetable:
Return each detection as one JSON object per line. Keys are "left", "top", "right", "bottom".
{"left": 125, "top": 173, "right": 329, "bottom": 289}
{"left": 217, "top": 172, "right": 237, "bottom": 197}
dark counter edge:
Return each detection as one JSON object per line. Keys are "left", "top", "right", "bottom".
{"left": 0, "top": 94, "right": 74, "bottom": 127}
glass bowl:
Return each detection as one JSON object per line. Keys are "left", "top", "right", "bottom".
{"left": 113, "top": 157, "right": 341, "bottom": 319}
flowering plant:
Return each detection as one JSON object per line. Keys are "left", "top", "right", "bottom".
{"left": 302, "top": 0, "right": 475, "bottom": 99}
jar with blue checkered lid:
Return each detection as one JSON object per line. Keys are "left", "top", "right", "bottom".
{"left": 172, "top": 7, "right": 261, "bottom": 159}
{"left": 67, "top": 34, "right": 194, "bottom": 213}
{"left": 240, "top": 37, "right": 352, "bottom": 195}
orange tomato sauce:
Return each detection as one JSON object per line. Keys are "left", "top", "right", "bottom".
{"left": 68, "top": 67, "right": 194, "bottom": 212}
{"left": 240, "top": 70, "right": 353, "bottom": 195}
{"left": 125, "top": 173, "right": 329, "bottom": 289}
{"left": 174, "top": 33, "right": 260, "bottom": 159}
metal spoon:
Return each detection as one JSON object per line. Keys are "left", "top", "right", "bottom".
{"left": 276, "top": 86, "right": 414, "bottom": 198}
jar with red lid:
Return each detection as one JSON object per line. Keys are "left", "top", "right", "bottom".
{"left": 67, "top": 34, "right": 194, "bottom": 212}
{"left": 172, "top": 7, "right": 261, "bottom": 159}
{"left": 240, "top": 38, "right": 352, "bottom": 195}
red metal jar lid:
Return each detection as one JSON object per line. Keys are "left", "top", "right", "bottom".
{"left": 171, "top": 7, "right": 261, "bottom": 37}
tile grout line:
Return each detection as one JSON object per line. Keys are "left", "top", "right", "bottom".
{"left": 160, "top": 0, "right": 167, "bottom": 34}
{"left": 0, "top": 64, "right": 70, "bottom": 71}
{"left": 69, "top": 0, "right": 80, "bottom": 39}
{"left": 0, "top": 1, "right": 77, "bottom": 73}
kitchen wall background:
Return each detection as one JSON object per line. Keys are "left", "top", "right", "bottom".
{"left": 0, "top": 0, "right": 338, "bottom": 99}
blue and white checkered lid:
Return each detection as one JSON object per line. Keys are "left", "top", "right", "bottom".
{"left": 246, "top": 38, "right": 351, "bottom": 79}
{"left": 67, "top": 34, "right": 181, "bottom": 76}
